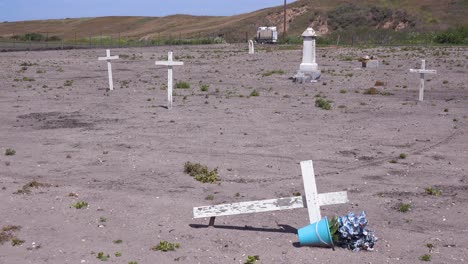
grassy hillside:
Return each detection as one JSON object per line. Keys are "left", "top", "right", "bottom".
{"left": 0, "top": 0, "right": 466, "bottom": 42}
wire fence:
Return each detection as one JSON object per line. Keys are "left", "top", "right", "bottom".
{"left": 0, "top": 29, "right": 461, "bottom": 52}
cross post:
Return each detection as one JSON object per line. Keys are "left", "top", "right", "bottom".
{"left": 409, "top": 59, "right": 437, "bottom": 101}
{"left": 193, "top": 160, "right": 348, "bottom": 226}
{"left": 98, "top": 49, "right": 119, "bottom": 91}
{"left": 155, "top": 52, "right": 184, "bottom": 109}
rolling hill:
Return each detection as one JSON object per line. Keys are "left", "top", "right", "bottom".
{"left": 0, "top": 0, "right": 466, "bottom": 41}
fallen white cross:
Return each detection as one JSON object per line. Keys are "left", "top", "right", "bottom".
{"left": 98, "top": 49, "right": 119, "bottom": 91}
{"left": 410, "top": 59, "right": 437, "bottom": 101}
{"left": 193, "top": 160, "right": 348, "bottom": 226}
{"left": 155, "top": 52, "right": 184, "bottom": 109}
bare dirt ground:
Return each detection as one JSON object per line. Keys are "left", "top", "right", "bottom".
{"left": 0, "top": 44, "right": 467, "bottom": 264}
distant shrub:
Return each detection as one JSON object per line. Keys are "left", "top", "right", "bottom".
{"left": 433, "top": 27, "right": 468, "bottom": 44}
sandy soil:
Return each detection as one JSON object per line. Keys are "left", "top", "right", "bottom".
{"left": 0, "top": 44, "right": 467, "bottom": 264}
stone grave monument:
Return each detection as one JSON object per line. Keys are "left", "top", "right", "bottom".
{"left": 294, "top": 27, "right": 321, "bottom": 83}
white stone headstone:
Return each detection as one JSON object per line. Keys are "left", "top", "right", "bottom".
{"left": 410, "top": 59, "right": 437, "bottom": 101}
{"left": 155, "top": 52, "right": 184, "bottom": 109}
{"left": 294, "top": 28, "right": 321, "bottom": 83}
{"left": 248, "top": 40, "right": 255, "bottom": 54}
{"left": 98, "top": 49, "right": 119, "bottom": 91}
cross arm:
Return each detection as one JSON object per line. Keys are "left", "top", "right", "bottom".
{"left": 193, "top": 191, "right": 348, "bottom": 219}
{"left": 98, "top": 56, "right": 119, "bottom": 61}
{"left": 409, "top": 69, "right": 437, "bottom": 74}
{"left": 155, "top": 61, "right": 184, "bottom": 66}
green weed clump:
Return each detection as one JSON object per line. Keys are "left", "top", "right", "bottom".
{"left": 151, "top": 241, "right": 180, "bottom": 251}
{"left": 176, "top": 81, "right": 190, "bottom": 89}
{"left": 249, "top": 90, "right": 260, "bottom": 97}
{"left": 200, "top": 84, "right": 209, "bottom": 92}
{"left": 419, "top": 254, "right": 432, "bottom": 261}
{"left": 315, "top": 98, "right": 333, "bottom": 110}
{"left": 245, "top": 255, "right": 260, "bottom": 264}
{"left": 97, "top": 252, "right": 110, "bottom": 261}
{"left": 5, "top": 148, "right": 16, "bottom": 156}
{"left": 184, "top": 162, "right": 218, "bottom": 183}
{"left": 72, "top": 201, "right": 88, "bottom": 209}
{"left": 64, "top": 80, "right": 74, "bottom": 86}
{"left": 398, "top": 203, "right": 411, "bottom": 213}
{"left": 425, "top": 187, "right": 442, "bottom": 196}
{"left": 262, "top": 70, "right": 285, "bottom": 77}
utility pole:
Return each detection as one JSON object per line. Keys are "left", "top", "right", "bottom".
{"left": 283, "top": 0, "right": 287, "bottom": 42}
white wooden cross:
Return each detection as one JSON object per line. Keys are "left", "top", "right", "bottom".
{"left": 155, "top": 52, "right": 184, "bottom": 109}
{"left": 98, "top": 49, "right": 119, "bottom": 91}
{"left": 248, "top": 40, "right": 255, "bottom": 54}
{"left": 193, "top": 160, "right": 348, "bottom": 226}
{"left": 409, "top": 59, "right": 437, "bottom": 101}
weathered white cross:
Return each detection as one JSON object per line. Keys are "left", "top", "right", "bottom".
{"left": 98, "top": 49, "right": 119, "bottom": 91}
{"left": 409, "top": 59, "right": 437, "bottom": 101}
{"left": 193, "top": 160, "right": 348, "bottom": 226}
{"left": 155, "top": 52, "right": 184, "bottom": 109}
{"left": 248, "top": 40, "right": 255, "bottom": 54}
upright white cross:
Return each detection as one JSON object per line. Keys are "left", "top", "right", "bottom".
{"left": 248, "top": 40, "right": 255, "bottom": 54}
{"left": 410, "top": 59, "right": 437, "bottom": 101}
{"left": 98, "top": 49, "right": 119, "bottom": 91}
{"left": 155, "top": 52, "right": 184, "bottom": 109}
{"left": 193, "top": 160, "right": 348, "bottom": 226}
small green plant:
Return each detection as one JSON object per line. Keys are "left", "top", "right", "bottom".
{"left": 399, "top": 153, "right": 407, "bottom": 159}
{"left": 64, "top": 80, "right": 74, "bottom": 86}
{"left": 99, "top": 217, "right": 107, "bottom": 223}
{"left": 113, "top": 239, "right": 123, "bottom": 244}
{"left": 315, "top": 98, "right": 332, "bottom": 110}
{"left": 245, "top": 255, "right": 260, "bottom": 264}
{"left": 425, "top": 187, "right": 442, "bottom": 196}
{"left": 442, "top": 80, "right": 448, "bottom": 84}
{"left": 2, "top": 225, "right": 21, "bottom": 232}
{"left": 200, "top": 84, "right": 209, "bottom": 92}
{"left": 389, "top": 159, "right": 397, "bottom": 164}
{"left": 328, "top": 216, "right": 340, "bottom": 245}
{"left": 420, "top": 254, "right": 432, "bottom": 261}
{"left": 184, "top": 162, "right": 218, "bottom": 183}
{"left": 205, "top": 194, "right": 214, "bottom": 200}
{"left": 97, "top": 252, "right": 110, "bottom": 261}
{"left": 249, "top": 90, "right": 260, "bottom": 97}
{"left": 115, "top": 252, "right": 122, "bottom": 257}
{"left": 11, "top": 237, "right": 24, "bottom": 246}
{"left": 151, "top": 240, "right": 180, "bottom": 251}
{"left": 364, "top": 87, "right": 379, "bottom": 95}
{"left": 262, "top": 69, "right": 285, "bottom": 77}
{"left": 72, "top": 201, "right": 88, "bottom": 209}
{"left": 22, "top": 77, "right": 35, "bottom": 82}
{"left": 176, "top": 81, "right": 190, "bottom": 89}
{"left": 293, "top": 192, "right": 301, "bottom": 196}
{"left": 5, "top": 148, "right": 16, "bottom": 156}
{"left": 339, "top": 89, "right": 347, "bottom": 94}
{"left": 128, "top": 262, "right": 138, "bottom": 264}
{"left": 398, "top": 203, "right": 411, "bottom": 213}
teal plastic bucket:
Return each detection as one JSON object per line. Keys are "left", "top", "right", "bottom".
{"left": 298, "top": 217, "right": 334, "bottom": 248}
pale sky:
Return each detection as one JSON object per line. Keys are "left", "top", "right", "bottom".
{"left": 1, "top": 0, "right": 297, "bottom": 22}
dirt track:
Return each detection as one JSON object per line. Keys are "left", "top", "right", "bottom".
{"left": 1, "top": 44, "right": 467, "bottom": 263}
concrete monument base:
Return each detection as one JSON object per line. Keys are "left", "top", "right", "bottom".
{"left": 293, "top": 70, "right": 321, "bottom": 83}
